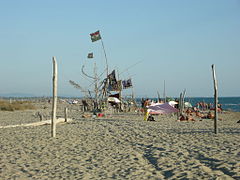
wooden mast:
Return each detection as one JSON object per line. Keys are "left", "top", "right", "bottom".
{"left": 94, "top": 62, "right": 99, "bottom": 110}
{"left": 100, "top": 38, "right": 109, "bottom": 78}
{"left": 99, "top": 31, "right": 110, "bottom": 111}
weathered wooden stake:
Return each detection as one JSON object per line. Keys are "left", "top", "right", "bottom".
{"left": 163, "top": 80, "right": 166, "bottom": 103}
{"left": 51, "top": 56, "right": 58, "bottom": 137}
{"left": 181, "top": 93, "right": 184, "bottom": 114}
{"left": 177, "top": 92, "right": 183, "bottom": 119}
{"left": 182, "top": 89, "right": 186, "bottom": 112}
{"left": 64, "top": 107, "right": 68, "bottom": 122}
{"left": 211, "top": 64, "right": 218, "bottom": 134}
{"left": 37, "top": 112, "right": 44, "bottom": 121}
{"left": 40, "top": 114, "right": 43, "bottom": 121}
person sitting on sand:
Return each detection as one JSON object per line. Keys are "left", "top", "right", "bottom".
{"left": 201, "top": 111, "right": 223, "bottom": 120}
{"left": 179, "top": 114, "right": 186, "bottom": 121}
{"left": 195, "top": 111, "right": 204, "bottom": 118}
{"left": 179, "top": 114, "right": 195, "bottom": 122}
{"left": 207, "top": 111, "right": 214, "bottom": 119}
{"left": 147, "top": 114, "right": 155, "bottom": 121}
{"left": 201, "top": 111, "right": 214, "bottom": 119}
{"left": 187, "top": 114, "right": 195, "bottom": 121}
{"left": 186, "top": 108, "right": 192, "bottom": 115}
{"left": 217, "top": 104, "right": 223, "bottom": 113}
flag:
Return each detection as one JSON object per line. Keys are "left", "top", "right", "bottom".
{"left": 108, "top": 70, "right": 116, "bottom": 82}
{"left": 87, "top": 53, "right": 93, "bottom": 58}
{"left": 90, "top": 30, "right": 101, "bottom": 42}
{"left": 122, "top": 80, "right": 127, "bottom": 89}
{"left": 108, "top": 70, "right": 119, "bottom": 91}
{"left": 126, "top": 79, "right": 132, "bottom": 87}
{"left": 122, "top": 78, "right": 132, "bottom": 89}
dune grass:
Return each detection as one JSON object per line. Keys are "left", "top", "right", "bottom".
{"left": 0, "top": 100, "right": 35, "bottom": 111}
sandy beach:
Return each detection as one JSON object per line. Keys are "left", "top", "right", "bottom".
{"left": 0, "top": 101, "right": 240, "bottom": 179}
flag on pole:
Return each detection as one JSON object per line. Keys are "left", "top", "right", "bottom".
{"left": 122, "top": 78, "right": 132, "bottom": 89}
{"left": 90, "top": 30, "right": 101, "bottom": 42}
{"left": 107, "top": 70, "right": 119, "bottom": 91}
{"left": 87, "top": 53, "right": 93, "bottom": 58}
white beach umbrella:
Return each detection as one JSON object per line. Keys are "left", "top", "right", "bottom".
{"left": 108, "top": 97, "right": 121, "bottom": 103}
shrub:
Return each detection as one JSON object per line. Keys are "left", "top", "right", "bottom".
{"left": 0, "top": 100, "right": 35, "bottom": 111}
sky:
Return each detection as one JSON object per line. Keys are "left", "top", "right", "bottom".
{"left": 0, "top": 0, "right": 239, "bottom": 98}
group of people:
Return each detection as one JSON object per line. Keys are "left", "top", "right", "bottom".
{"left": 140, "top": 98, "right": 223, "bottom": 122}
{"left": 196, "top": 102, "right": 223, "bottom": 112}
{"left": 178, "top": 107, "right": 220, "bottom": 122}
{"left": 141, "top": 98, "right": 164, "bottom": 108}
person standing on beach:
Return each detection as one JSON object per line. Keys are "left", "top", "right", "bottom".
{"left": 143, "top": 99, "right": 150, "bottom": 121}
{"left": 141, "top": 98, "right": 145, "bottom": 108}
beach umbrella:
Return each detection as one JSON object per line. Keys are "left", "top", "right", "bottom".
{"left": 184, "top": 102, "right": 192, "bottom": 108}
{"left": 108, "top": 97, "right": 121, "bottom": 103}
{"left": 147, "top": 102, "right": 179, "bottom": 115}
{"left": 168, "top": 101, "right": 178, "bottom": 107}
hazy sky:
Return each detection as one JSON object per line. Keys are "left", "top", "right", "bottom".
{"left": 0, "top": 0, "right": 239, "bottom": 98}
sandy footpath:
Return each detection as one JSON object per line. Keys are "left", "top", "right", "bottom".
{"left": 0, "top": 102, "right": 240, "bottom": 179}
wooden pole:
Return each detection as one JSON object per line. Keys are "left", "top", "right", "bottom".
{"left": 177, "top": 92, "right": 182, "bottom": 119}
{"left": 100, "top": 38, "right": 109, "bottom": 78}
{"left": 211, "top": 64, "right": 218, "bottom": 134}
{"left": 157, "top": 91, "right": 160, "bottom": 102}
{"left": 100, "top": 37, "right": 109, "bottom": 111}
{"left": 131, "top": 81, "right": 137, "bottom": 109}
{"left": 179, "top": 93, "right": 183, "bottom": 115}
{"left": 163, "top": 80, "right": 166, "bottom": 103}
{"left": 64, "top": 107, "right": 68, "bottom": 122}
{"left": 37, "top": 112, "right": 44, "bottom": 121}
{"left": 51, "top": 56, "right": 57, "bottom": 137}
{"left": 94, "top": 62, "right": 99, "bottom": 110}
{"left": 117, "top": 69, "right": 123, "bottom": 112}
{"left": 182, "top": 89, "right": 186, "bottom": 112}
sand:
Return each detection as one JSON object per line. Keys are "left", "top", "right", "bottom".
{"left": 0, "top": 101, "right": 240, "bottom": 179}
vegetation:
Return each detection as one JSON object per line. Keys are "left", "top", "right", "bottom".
{"left": 0, "top": 100, "right": 35, "bottom": 111}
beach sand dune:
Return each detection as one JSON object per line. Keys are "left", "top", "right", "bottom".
{"left": 0, "top": 104, "right": 239, "bottom": 179}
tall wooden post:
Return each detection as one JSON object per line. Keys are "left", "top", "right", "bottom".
{"left": 157, "top": 91, "right": 160, "bottom": 102}
{"left": 163, "top": 80, "right": 166, "bottom": 103}
{"left": 179, "top": 93, "right": 183, "bottom": 115}
{"left": 94, "top": 62, "right": 99, "bottom": 110}
{"left": 51, "top": 56, "right": 57, "bottom": 137}
{"left": 100, "top": 37, "right": 110, "bottom": 112}
{"left": 182, "top": 89, "right": 186, "bottom": 112}
{"left": 100, "top": 38, "right": 109, "bottom": 78}
{"left": 64, "top": 107, "right": 68, "bottom": 122}
{"left": 211, "top": 64, "right": 218, "bottom": 134}
{"left": 177, "top": 92, "right": 182, "bottom": 119}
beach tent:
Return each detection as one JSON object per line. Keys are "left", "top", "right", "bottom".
{"left": 147, "top": 102, "right": 179, "bottom": 115}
